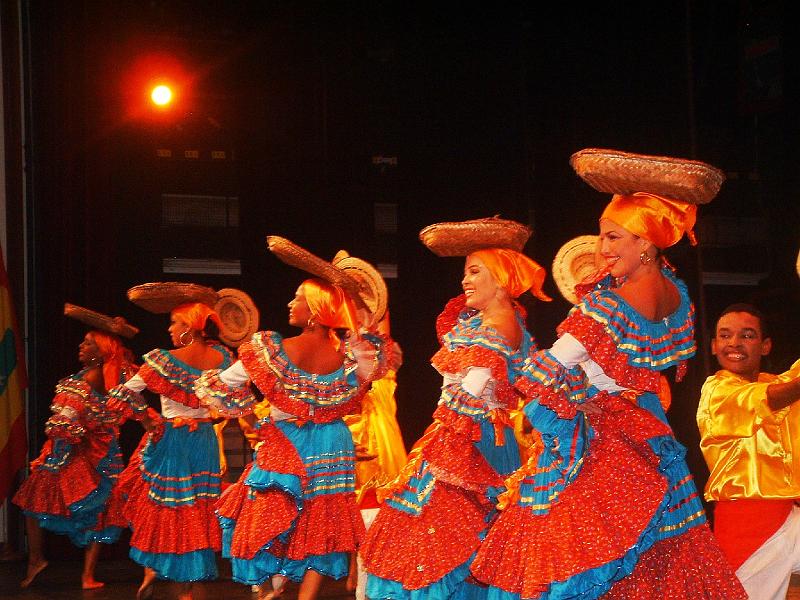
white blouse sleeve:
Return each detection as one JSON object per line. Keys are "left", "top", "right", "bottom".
{"left": 549, "top": 333, "right": 590, "bottom": 369}
{"left": 124, "top": 373, "right": 148, "bottom": 393}
{"left": 217, "top": 360, "right": 250, "bottom": 387}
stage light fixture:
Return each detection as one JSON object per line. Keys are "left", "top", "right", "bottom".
{"left": 150, "top": 84, "right": 173, "bottom": 107}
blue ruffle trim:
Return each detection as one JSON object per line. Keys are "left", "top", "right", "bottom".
{"left": 130, "top": 547, "right": 218, "bottom": 582}
{"left": 25, "top": 439, "right": 121, "bottom": 547}
{"left": 230, "top": 549, "right": 350, "bottom": 586}
{"left": 366, "top": 553, "right": 474, "bottom": 600}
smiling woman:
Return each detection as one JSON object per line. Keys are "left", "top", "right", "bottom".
{"left": 470, "top": 150, "right": 746, "bottom": 599}
{"left": 360, "top": 217, "right": 551, "bottom": 600}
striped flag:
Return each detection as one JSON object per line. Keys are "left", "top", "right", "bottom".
{"left": 0, "top": 245, "right": 27, "bottom": 504}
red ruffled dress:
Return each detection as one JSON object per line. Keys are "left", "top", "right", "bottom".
{"left": 14, "top": 370, "right": 128, "bottom": 547}
{"left": 360, "top": 296, "right": 535, "bottom": 600}
{"left": 109, "top": 345, "right": 233, "bottom": 582}
{"left": 194, "top": 331, "right": 386, "bottom": 586}
{"left": 470, "top": 269, "right": 747, "bottom": 599}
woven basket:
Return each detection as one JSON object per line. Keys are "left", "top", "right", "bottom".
{"left": 266, "top": 236, "right": 361, "bottom": 297}
{"left": 332, "top": 250, "right": 388, "bottom": 327}
{"left": 551, "top": 236, "right": 600, "bottom": 305}
{"left": 64, "top": 303, "right": 139, "bottom": 338}
{"left": 215, "top": 288, "right": 260, "bottom": 347}
{"left": 419, "top": 217, "right": 531, "bottom": 257}
{"left": 127, "top": 282, "right": 219, "bottom": 314}
{"left": 570, "top": 148, "right": 725, "bottom": 205}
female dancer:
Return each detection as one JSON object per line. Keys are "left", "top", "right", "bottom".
{"left": 108, "top": 293, "right": 233, "bottom": 600}
{"left": 471, "top": 151, "right": 746, "bottom": 598}
{"left": 360, "top": 217, "right": 551, "bottom": 600}
{"left": 14, "top": 305, "right": 138, "bottom": 589}
{"left": 194, "top": 238, "right": 388, "bottom": 600}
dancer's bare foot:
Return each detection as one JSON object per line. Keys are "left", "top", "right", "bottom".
{"left": 81, "top": 576, "right": 105, "bottom": 590}
{"left": 346, "top": 553, "right": 358, "bottom": 593}
{"left": 346, "top": 570, "right": 357, "bottom": 593}
{"left": 259, "top": 581, "right": 285, "bottom": 600}
{"left": 20, "top": 559, "right": 48, "bottom": 588}
{"left": 177, "top": 582, "right": 193, "bottom": 600}
{"left": 137, "top": 568, "right": 157, "bottom": 600}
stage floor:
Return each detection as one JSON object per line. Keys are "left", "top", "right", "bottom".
{"left": 0, "top": 556, "right": 354, "bottom": 599}
{"left": 1, "top": 555, "right": 799, "bottom": 599}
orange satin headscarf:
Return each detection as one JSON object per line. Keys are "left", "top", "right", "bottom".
{"left": 172, "top": 302, "right": 223, "bottom": 333}
{"left": 601, "top": 192, "right": 697, "bottom": 249}
{"left": 302, "top": 278, "right": 359, "bottom": 333}
{"left": 470, "top": 248, "right": 552, "bottom": 301}
{"left": 90, "top": 330, "right": 131, "bottom": 390}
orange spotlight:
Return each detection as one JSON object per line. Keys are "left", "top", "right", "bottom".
{"left": 150, "top": 84, "right": 173, "bottom": 107}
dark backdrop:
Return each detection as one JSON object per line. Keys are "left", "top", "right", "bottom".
{"left": 16, "top": 2, "right": 799, "bottom": 549}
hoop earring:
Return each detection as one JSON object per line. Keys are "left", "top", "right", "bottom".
{"left": 639, "top": 250, "right": 653, "bottom": 265}
{"left": 179, "top": 330, "right": 194, "bottom": 346}
{"left": 307, "top": 317, "right": 316, "bottom": 329}
{"left": 88, "top": 356, "right": 103, "bottom": 367}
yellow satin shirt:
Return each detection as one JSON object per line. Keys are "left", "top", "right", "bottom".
{"left": 697, "top": 359, "right": 800, "bottom": 501}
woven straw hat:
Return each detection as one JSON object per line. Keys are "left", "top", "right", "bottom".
{"left": 214, "top": 288, "right": 260, "bottom": 347}
{"left": 551, "top": 235, "right": 601, "bottom": 305}
{"left": 127, "top": 282, "right": 219, "bottom": 314}
{"left": 419, "top": 216, "right": 532, "bottom": 257}
{"left": 64, "top": 303, "right": 139, "bottom": 338}
{"left": 331, "top": 250, "right": 388, "bottom": 327}
{"left": 266, "top": 236, "right": 361, "bottom": 297}
{"left": 570, "top": 148, "right": 725, "bottom": 205}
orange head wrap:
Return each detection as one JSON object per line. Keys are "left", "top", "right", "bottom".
{"left": 470, "top": 248, "right": 552, "bottom": 301}
{"left": 600, "top": 192, "right": 697, "bottom": 249}
{"left": 171, "top": 302, "right": 223, "bottom": 335}
{"left": 302, "top": 278, "right": 359, "bottom": 335}
{"left": 90, "top": 330, "right": 131, "bottom": 390}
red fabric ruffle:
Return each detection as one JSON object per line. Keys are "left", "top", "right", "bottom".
{"left": 94, "top": 485, "right": 127, "bottom": 530}
{"left": 604, "top": 523, "right": 747, "bottom": 599}
{"left": 14, "top": 457, "right": 100, "bottom": 516}
{"left": 435, "top": 296, "right": 469, "bottom": 342}
{"left": 430, "top": 404, "right": 482, "bottom": 443}
{"left": 124, "top": 476, "right": 221, "bottom": 554}
{"left": 14, "top": 428, "right": 118, "bottom": 514}
{"left": 421, "top": 419, "right": 504, "bottom": 494}
{"left": 217, "top": 467, "right": 300, "bottom": 560}
{"left": 361, "top": 482, "right": 489, "bottom": 589}
{"left": 516, "top": 377, "right": 579, "bottom": 420}
{"left": 139, "top": 364, "right": 199, "bottom": 408}
{"left": 285, "top": 493, "right": 364, "bottom": 559}
{"left": 472, "top": 395, "right": 671, "bottom": 597}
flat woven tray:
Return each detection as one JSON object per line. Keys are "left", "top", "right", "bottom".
{"left": 570, "top": 148, "right": 725, "bottom": 204}
{"left": 64, "top": 302, "right": 139, "bottom": 338}
{"left": 419, "top": 217, "right": 531, "bottom": 257}
{"left": 127, "top": 282, "right": 219, "bottom": 314}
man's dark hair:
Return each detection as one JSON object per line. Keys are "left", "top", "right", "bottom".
{"left": 716, "top": 303, "right": 770, "bottom": 339}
